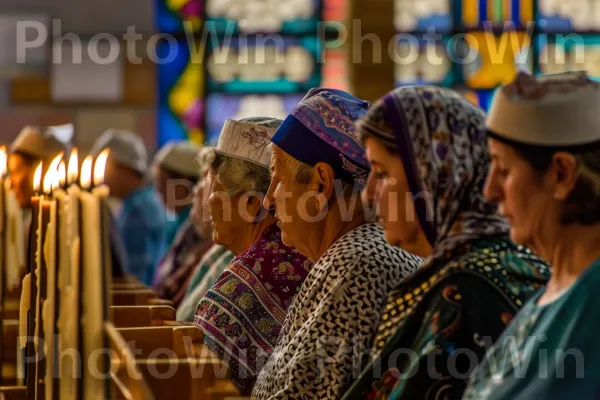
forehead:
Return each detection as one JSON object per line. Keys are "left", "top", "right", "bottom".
{"left": 271, "top": 146, "right": 287, "bottom": 167}
{"left": 488, "top": 138, "right": 516, "bottom": 159}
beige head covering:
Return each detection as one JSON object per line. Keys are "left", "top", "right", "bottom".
{"left": 154, "top": 141, "right": 202, "bottom": 179}
{"left": 10, "top": 125, "right": 68, "bottom": 160}
{"left": 487, "top": 71, "right": 600, "bottom": 146}
{"left": 216, "top": 117, "right": 282, "bottom": 167}
{"left": 91, "top": 129, "right": 148, "bottom": 174}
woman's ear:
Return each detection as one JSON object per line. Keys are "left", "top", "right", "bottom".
{"left": 551, "top": 152, "right": 579, "bottom": 200}
{"left": 311, "top": 162, "right": 336, "bottom": 200}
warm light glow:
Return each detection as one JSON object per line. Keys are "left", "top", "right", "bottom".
{"left": 93, "top": 149, "right": 110, "bottom": 187}
{"left": 0, "top": 146, "right": 7, "bottom": 177}
{"left": 80, "top": 156, "right": 93, "bottom": 190}
{"left": 33, "top": 163, "right": 42, "bottom": 194}
{"left": 58, "top": 162, "right": 66, "bottom": 188}
{"left": 67, "top": 149, "right": 79, "bottom": 185}
{"left": 43, "top": 154, "right": 63, "bottom": 194}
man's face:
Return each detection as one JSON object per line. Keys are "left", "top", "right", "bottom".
{"left": 8, "top": 154, "right": 34, "bottom": 208}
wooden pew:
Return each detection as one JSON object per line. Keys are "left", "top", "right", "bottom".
{"left": 106, "top": 323, "right": 240, "bottom": 400}
{"left": 111, "top": 306, "right": 177, "bottom": 328}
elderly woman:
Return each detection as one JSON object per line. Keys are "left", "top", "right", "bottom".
{"left": 340, "top": 85, "right": 550, "bottom": 399}
{"left": 152, "top": 143, "right": 214, "bottom": 303}
{"left": 252, "top": 89, "right": 423, "bottom": 399}
{"left": 463, "top": 72, "right": 600, "bottom": 398}
{"left": 175, "top": 147, "right": 235, "bottom": 317}
{"left": 193, "top": 117, "right": 311, "bottom": 392}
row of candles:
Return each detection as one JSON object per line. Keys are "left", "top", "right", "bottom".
{"left": 17, "top": 148, "right": 112, "bottom": 400}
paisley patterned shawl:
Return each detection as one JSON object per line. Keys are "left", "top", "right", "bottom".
{"left": 194, "top": 223, "right": 311, "bottom": 390}
{"left": 380, "top": 86, "right": 509, "bottom": 264}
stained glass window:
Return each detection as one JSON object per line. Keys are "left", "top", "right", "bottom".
{"left": 394, "top": 0, "right": 599, "bottom": 111}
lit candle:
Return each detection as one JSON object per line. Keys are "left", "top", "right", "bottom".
{"left": 41, "top": 162, "right": 59, "bottom": 400}
{"left": 33, "top": 154, "right": 61, "bottom": 399}
{"left": 58, "top": 149, "right": 81, "bottom": 400}
{"left": 93, "top": 149, "right": 112, "bottom": 282}
{"left": 80, "top": 153, "right": 109, "bottom": 400}
{"left": 19, "top": 164, "right": 42, "bottom": 351}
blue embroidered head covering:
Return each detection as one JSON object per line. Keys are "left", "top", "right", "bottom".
{"left": 271, "top": 88, "right": 371, "bottom": 185}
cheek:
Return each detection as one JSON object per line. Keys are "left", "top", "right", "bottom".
{"left": 208, "top": 193, "right": 223, "bottom": 222}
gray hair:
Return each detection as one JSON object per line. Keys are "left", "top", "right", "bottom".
{"left": 281, "top": 150, "right": 359, "bottom": 201}
{"left": 201, "top": 148, "right": 271, "bottom": 196}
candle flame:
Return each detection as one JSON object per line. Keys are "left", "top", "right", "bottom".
{"left": 58, "top": 161, "right": 66, "bottom": 188}
{"left": 43, "top": 153, "right": 63, "bottom": 194}
{"left": 93, "top": 149, "right": 110, "bottom": 187}
{"left": 80, "top": 156, "right": 93, "bottom": 190}
{"left": 33, "top": 163, "right": 43, "bottom": 193}
{"left": 0, "top": 146, "right": 7, "bottom": 177}
{"left": 67, "top": 149, "right": 79, "bottom": 185}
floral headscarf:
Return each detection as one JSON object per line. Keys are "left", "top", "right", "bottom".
{"left": 359, "top": 86, "right": 508, "bottom": 262}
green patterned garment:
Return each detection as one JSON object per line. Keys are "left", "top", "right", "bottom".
{"left": 463, "top": 256, "right": 600, "bottom": 399}
{"left": 342, "top": 236, "right": 550, "bottom": 400}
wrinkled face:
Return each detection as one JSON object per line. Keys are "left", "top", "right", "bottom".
{"left": 263, "top": 147, "right": 314, "bottom": 253}
{"left": 484, "top": 138, "right": 559, "bottom": 247}
{"left": 8, "top": 154, "right": 34, "bottom": 208}
{"left": 362, "top": 138, "right": 429, "bottom": 255}
{"left": 207, "top": 169, "right": 250, "bottom": 251}
{"left": 191, "top": 170, "right": 212, "bottom": 237}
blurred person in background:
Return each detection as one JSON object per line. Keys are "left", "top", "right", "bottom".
{"left": 175, "top": 147, "right": 234, "bottom": 320}
{"left": 91, "top": 129, "right": 166, "bottom": 285}
{"left": 8, "top": 126, "right": 67, "bottom": 233}
{"left": 151, "top": 141, "right": 213, "bottom": 302}
{"left": 152, "top": 140, "right": 202, "bottom": 247}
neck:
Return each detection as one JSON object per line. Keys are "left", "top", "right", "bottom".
{"left": 119, "top": 180, "right": 144, "bottom": 200}
{"left": 534, "top": 223, "right": 600, "bottom": 295}
{"left": 304, "top": 208, "right": 366, "bottom": 263}
{"left": 229, "top": 214, "right": 277, "bottom": 255}
{"left": 173, "top": 204, "right": 190, "bottom": 215}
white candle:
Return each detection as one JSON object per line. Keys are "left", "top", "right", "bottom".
{"left": 58, "top": 150, "right": 81, "bottom": 400}
{"left": 42, "top": 193, "right": 57, "bottom": 400}
{"left": 80, "top": 153, "right": 107, "bottom": 400}
{"left": 19, "top": 163, "right": 42, "bottom": 350}
{"left": 39, "top": 155, "right": 62, "bottom": 400}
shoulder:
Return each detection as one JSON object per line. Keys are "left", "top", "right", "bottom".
{"left": 324, "top": 223, "right": 422, "bottom": 269}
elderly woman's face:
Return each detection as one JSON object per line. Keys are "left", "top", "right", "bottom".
{"left": 207, "top": 169, "right": 250, "bottom": 251}
{"left": 191, "top": 169, "right": 212, "bottom": 237}
{"left": 484, "top": 138, "right": 560, "bottom": 247}
{"left": 264, "top": 147, "right": 313, "bottom": 250}
{"left": 363, "top": 138, "right": 427, "bottom": 254}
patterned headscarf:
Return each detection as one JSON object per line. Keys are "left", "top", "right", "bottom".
{"left": 358, "top": 86, "right": 508, "bottom": 262}
{"left": 271, "top": 88, "right": 371, "bottom": 186}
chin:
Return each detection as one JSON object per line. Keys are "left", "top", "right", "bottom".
{"left": 509, "top": 228, "right": 530, "bottom": 247}
{"left": 383, "top": 230, "right": 402, "bottom": 247}
{"left": 212, "top": 230, "right": 223, "bottom": 246}
{"left": 279, "top": 229, "right": 294, "bottom": 248}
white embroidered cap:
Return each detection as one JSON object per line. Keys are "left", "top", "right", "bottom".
{"left": 10, "top": 125, "right": 68, "bottom": 160}
{"left": 487, "top": 71, "right": 600, "bottom": 146}
{"left": 91, "top": 129, "right": 148, "bottom": 174}
{"left": 154, "top": 141, "right": 202, "bottom": 178}
{"left": 216, "top": 117, "right": 282, "bottom": 167}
